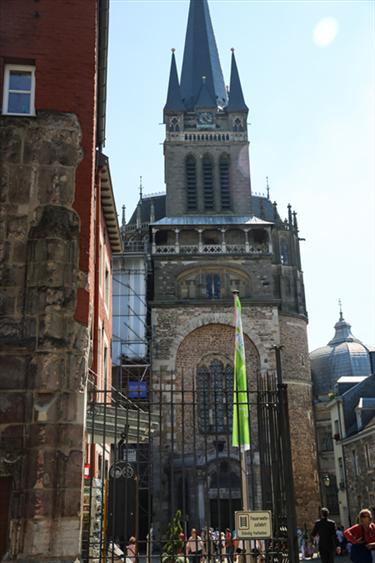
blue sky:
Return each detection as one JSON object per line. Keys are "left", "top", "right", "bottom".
{"left": 106, "top": 0, "right": 374, "bottom": 353}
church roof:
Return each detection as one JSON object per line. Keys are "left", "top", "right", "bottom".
{"left": 180, "top": 0, "right": 227, "bottom": 111}
{"left": 153, "top": 215, "right": 272, "bottom": 226}
{"left": 226, "top": 51, "right": 248, "bottom": 113}
{"left": 310, "top": 313, "right": 373, "bottom": 397}
{"left": 127, "top": 194, "right": 282, "bottom": 226}
{"left": 164, "top": 51, "right": 185, "bottom": 113}
{"left": 127, "top": 193, "right": 166, "bottom": 226}
{"left": 195, "top": 77, "right": 217, "bottom": 109}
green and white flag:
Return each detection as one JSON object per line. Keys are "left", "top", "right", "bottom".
{"left": 232, "top": 293, "right": 251, "bottom": 450}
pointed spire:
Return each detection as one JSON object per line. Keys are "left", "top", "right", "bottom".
{"left": 273, "top": 201, "right": 278, "bottom": 222}
{"left": 338, "top": 298, "right": 344, "bottom": 321}
{"left": 150, "top": 200, "right": 155, "bottom": 223}
{"left": 180, "top": 0, "right": 227, "bottom": 110}
{"left": 293, "top": 210, "right": 299, "bottom": 233}
{"left": 164, "top": 49, "right": 185, "bottom": 113}
{"left": 226, "top": 49, "right": 248, "bottom": 112}
{"left": 121, "top": 205, "right": 126, "bottom": 228}
{"left": 139, "top": 176, "right": 143, "bottom": 200}
{"left": 287, "top": 204, "right": 293, "bottom": 229}
{"left": 266, "top": 176, "right": 270, "bottom": 200}
{"left": 120, "top": 205, "right": 126, "bottom": 241}
{"left": 195, "top": 75, "right": 216, "bottom": 109}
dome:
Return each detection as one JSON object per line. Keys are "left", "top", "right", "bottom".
{"left": 310, "top": 312, "right": 373, "bottom": 397}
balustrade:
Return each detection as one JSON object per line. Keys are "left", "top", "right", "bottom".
{"left": 153, "top": 244, "right": 270, "bottom": 256}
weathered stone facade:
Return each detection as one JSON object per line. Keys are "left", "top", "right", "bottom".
{"left": 343, "top": 419, "right": 375, "bottom": 519}
{"left": 151, "top": 302, "right": 320, "bottom": 528}
{"left": 0, "top": 113, "right": 89, "bottom": 560}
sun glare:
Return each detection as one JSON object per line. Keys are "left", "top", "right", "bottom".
{"left": 313, "top": 17, "right": 339, "bottom": 47}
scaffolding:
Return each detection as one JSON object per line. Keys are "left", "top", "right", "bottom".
{"left": 111, "top": 195, "right": 155, "bottom": 397}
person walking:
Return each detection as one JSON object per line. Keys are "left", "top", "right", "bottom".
{"left": 311, "top": 508, "right": 337, "bottom": 563}
{"left": 344, "top": 508, "right": 375, "bottom": 563}
{"left": 186, "top": 528, "right": 203, "bottom": 563}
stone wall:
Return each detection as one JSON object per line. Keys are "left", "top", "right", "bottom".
{"left": 343, "top": 427, "right": 375, "bottom": 520}
{"left": 153, "top": 256, "right": 274, "bottom": 302}
{"left": 0, "top": 113, "right": 89, "bottom": 561}
{"left": 279, "top": 315, "right": 320, "bottom": 526}
{"left": 151, "top": 304, "right": 320, "bottom": 529}
{"left": 164, "top": 140, "right": 251, "bottom": 216}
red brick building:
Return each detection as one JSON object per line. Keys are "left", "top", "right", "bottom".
{"left": 0, "top": 0, "right": 121, "bottom": 560}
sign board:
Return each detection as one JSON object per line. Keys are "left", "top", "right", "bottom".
{"left": 235, "top": 510, "right": 273, "bottom": 539}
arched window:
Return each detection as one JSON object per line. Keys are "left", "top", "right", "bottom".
{"left": 219, "top": 154, "right": 231, "bottom": 210}
{"left": 233, "top": 117, "right": 243, "bottom": 132}
{"left": 280, "top": 240, "right": 289, "bottom": 265}
{"left": 169, "top": 117, "right": 180, "bottom": 132}
{"left": 202, "top": 154, "right": 214, "bottom": 210}
{"left": 186, "top": 155, "right": 197, "bottom": 211}
{"left": 197, "top": 359, "right": 233, "bottom": 433}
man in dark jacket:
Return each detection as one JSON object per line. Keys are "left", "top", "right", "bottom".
{"left": 311, "top": 508, "right": 337, "bottom": 563}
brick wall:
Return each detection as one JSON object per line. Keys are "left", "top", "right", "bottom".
{"left": 0, "top": 0, "right": 98, "bottom": 323}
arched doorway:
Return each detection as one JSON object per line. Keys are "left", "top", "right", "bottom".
{"left": 208, "top": 460, "right": 241, "bottom": 530}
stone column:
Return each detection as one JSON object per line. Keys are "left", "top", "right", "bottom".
{"left": 198, "top": 229, "right": 203, "bottom": 253}
{"left": 221, "top": 228, "right": 226, "bottom": 253}
{"left": 175, "top": 228, "right": 180, "bottom": 254}
{"left": 244, "top": 229, "right": 250, "bottom": 253}
{"left": 152, "top": 228, "right": 158, "bottom": 254}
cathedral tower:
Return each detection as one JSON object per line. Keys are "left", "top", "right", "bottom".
{"left": 145, "top": 0, "right": 320, "bottom": 531}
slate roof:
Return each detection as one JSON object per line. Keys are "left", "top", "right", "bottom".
{"left": 127, "top": 194, "right": 282, "bottom": 227}
{"left": 340, "top": 374, "right": 375, "bottom": 436}
{"left": 127, "top": 194, "right": 166, "bottom": 226}
{"left": 164, "top": 51, "right": 185, "bottom": 113}
{"left": 226, "top": 51, "right": 248, "bottom": 113}
{"left": 311, "top": 315, "right": 373, "bottom": 396}
{"left": 152, "top": 215, "right": 272, "bottom": 226}
{"left": 180, "top": 0, "right": 227, "bottom": 110}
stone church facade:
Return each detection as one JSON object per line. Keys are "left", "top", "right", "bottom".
{"left": 123, "top": 0, "right": 320, "bottom": 530}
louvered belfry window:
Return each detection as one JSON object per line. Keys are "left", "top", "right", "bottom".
{"left": 186, "top": 155, "right": 197, "bottom": 211}
{"left": 202, "top": 155, "right": 214, "bottom": 210}
{"left": 219, "top": 154, "right": 231, "bottom": 210}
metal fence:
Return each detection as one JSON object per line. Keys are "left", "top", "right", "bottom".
{"left": 82, "top": 362, "right": 298, "bottom": 563}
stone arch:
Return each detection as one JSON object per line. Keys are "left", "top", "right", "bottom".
{"left": 175, "top": 323, "right": 260, "bottom": 393}
{"left": 166, "top": 313, "right": 268, "bottom": 370}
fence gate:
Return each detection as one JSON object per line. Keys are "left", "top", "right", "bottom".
{"left": 82, "top": 366, "right": 298, "bottom": 563}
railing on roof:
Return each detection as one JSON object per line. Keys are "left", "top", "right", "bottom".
{"left": 153, "top": 243, "right": 270, "bottom": 256}
{"left": 123, "top": 240, "right": 149, "bottom": 254}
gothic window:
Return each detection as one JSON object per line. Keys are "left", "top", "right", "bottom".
{"left": 169, "top": 117, "right": 180, "bottom": 132}
{"left": 219, "top": 154, "right": 231, "bottom": 210}
{"left": 205, "top": 273, "right": 221, "bottom": 299}
{"left": 202, "top": 154, "right": 214, "bottom": 210}
{"left": 186, "top": 155, "right": 197, "bottom": 211}
{"left": 280, "top": 240, "right": 289, "bottom": 265}
{"left": 233, "top": 117, "right": 243, "bottom": 132}
{"left": 177, "top": 268, "right": 250, "bottom": 300}
{"left": 197, "top": 360, "right": 233, "bottom": 433}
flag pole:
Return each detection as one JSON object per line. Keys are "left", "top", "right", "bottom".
{"left": 232, "top": 290, "right": 251, "bottom": 560}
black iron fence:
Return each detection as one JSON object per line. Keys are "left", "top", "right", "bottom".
{"left": 82, "top": 365, "right": 298, "bottom": 563}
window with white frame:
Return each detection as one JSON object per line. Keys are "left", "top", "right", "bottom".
{"left": 3, "top": 65, "right": 35, "bottom": 116}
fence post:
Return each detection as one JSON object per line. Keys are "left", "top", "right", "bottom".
{"left": 274, "top": 346, "right": 299, "bottom": 563}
